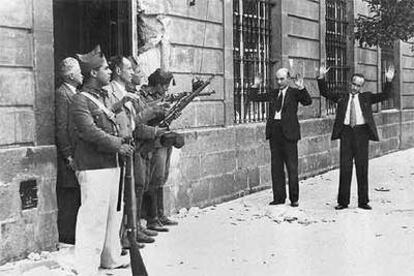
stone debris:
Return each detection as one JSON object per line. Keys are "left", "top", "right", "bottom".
{"left": 27, "top": 252, "right": 41, "bottom": 262}
{"left": 188, "top": 207, "right": 201, "bottom": 216}
{"left": 375, "top": 187, "right": 390, "bottom": 192}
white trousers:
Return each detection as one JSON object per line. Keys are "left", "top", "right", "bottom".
{"left": 74, "top": 167, "right": 123, "bottom": 275}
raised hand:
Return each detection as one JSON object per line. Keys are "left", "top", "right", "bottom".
{"left": 252, "top": 74, "right": 262, "bottom": 88}
{"left": 385, "top": 64, "right": 395, "bottom": 82}
{"left": 318, "top": 64, "right": 330, "bottom": 79}
{"left": 293, "top": 73, "right": 304, "bottom": 89}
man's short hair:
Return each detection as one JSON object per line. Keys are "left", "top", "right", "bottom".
{"left": 276, "top": 68, "right": 290, "bottom": 78}
{"left": 352, "top": 73, "right": 365, "bottom": 82}
{"left": 59, "top": 57, "right": 80, "bottom": 78}
{"left": 127, "top": 56, "right": 138, "bottom": 70}
{"left": 108, "top": 55, "right": 125, "bottom": 78}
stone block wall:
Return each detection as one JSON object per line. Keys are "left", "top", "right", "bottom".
{"left": 0, "top": 0, "right": 57, "bottom": 265}
{"left": 156, "top": 0, "right": 414, "bottom": 213}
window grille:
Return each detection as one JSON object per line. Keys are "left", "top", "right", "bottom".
{"left": 381, "top": 45, "right": 395, "bottom": 109}
{"left": 233, "top": 0, "right": 271, "bottom": 123}
{"left": 325, "top": 0, "right": 350, "bottom": 115}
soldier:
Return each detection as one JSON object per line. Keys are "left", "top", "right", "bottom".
{"left": 70, "top": 46, "right": 134, "bottom": 275}
{"left": 141, "top": 69, "right": 184, "bottom": 232}
{"left": 55, "top": 57, "right": 83, "bottom": 244}
{"left": 106, "top": 55, "right": 166, "bottom": 247}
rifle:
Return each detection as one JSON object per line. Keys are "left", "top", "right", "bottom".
{"left": 158, "top": 75, "right": 215, "bottom": 128}
{"left": 123, "top": 146, "right": 148, "bottom": 276}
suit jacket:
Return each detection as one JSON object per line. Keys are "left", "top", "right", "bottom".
{"left": 55, "top": 83, "right": 78, "bottom": 188}
{"left": 317, "top": 78, "right": 392, "bottom": 141}
{"left": 249, "top": 86, "right": 312, "bottom": 141}
{"left": 70, "top": 86, "right": 122, "bottom": 170}
{"left": 106, "top": 81, "right": 160, "bottom": 142}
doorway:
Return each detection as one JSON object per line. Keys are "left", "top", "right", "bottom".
{"left": 53, "top": 0, "right": 131, "bottom": 80}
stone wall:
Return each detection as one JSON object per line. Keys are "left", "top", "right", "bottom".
{"left": 155, "top": 0, "right": 414, "bottom": 213}
{"left": 0, "top": 0, "right": 57, "bottom": 265}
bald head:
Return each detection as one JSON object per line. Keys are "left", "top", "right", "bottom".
{"left": 276, "top": 68, "right": 290, "bottom": 89}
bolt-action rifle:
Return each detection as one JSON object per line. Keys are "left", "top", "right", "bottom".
{"left": 123, "top": 145, "right": 148, "bottom": 276}
{"left": 158, "top": 75, "right": 215, "bottom": 128}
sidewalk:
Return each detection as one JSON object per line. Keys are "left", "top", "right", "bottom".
{"left": 1, "top": 148, "right": 414, "bottom": 276}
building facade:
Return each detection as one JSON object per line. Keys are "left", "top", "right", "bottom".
{"left": 1, "top": 0, "right": 414, "bottom": 264}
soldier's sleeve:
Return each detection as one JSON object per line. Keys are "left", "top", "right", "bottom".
{"left": 70, "top": 94, "right": 122, "bottom": 153}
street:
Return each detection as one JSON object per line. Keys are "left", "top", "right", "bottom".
{"left": 2, "top": 148, "right": 414, "bottom": 276}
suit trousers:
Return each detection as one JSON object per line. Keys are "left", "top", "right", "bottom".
{"left": 338, "top": 125, "right": 370, "bottom": 206}
{"left": 56, "top": 186, "right": 80, "bottom": 244}
{"left": 269, "top": 120, "right": 299, "bottom": 203}
{"left": 75, "top": 167, "right": 123, "bottom": 275}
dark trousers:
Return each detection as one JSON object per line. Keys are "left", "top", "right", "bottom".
{"left": 56, "top": 187, "right": 81, "bottom": 244}
{"left": 338, "top": 125, "right": 370, "bottom": 206}
{"left": 144, "top": 147, "right": 172, "bottom": 221}
{"left": 269, "top": 120, "right": 299, "bottom": 203}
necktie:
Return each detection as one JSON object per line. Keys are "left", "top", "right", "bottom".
{"left": 275, "top": 90, "right": 283, "bottom": 112}
{"left": 349, "top": 94, "right": 356, "bottom": 127}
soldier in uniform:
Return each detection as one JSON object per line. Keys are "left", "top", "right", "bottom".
{"left": 55, "top": 57, "right": 83, "bottom": 244}
{"left": 106, "top": 55, "right": 167, "bottom": 247}
{"left": 141, "top": 69, "right": 184, "bottom": 232}
{"left": 70, "top": 46, "right": 134, "bottom": 275}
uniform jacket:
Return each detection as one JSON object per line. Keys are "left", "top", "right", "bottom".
{"left": 317, "top": 78, "right": 392, "bottom": 141}
{"left": 70, "top": 85, "right": 123, "bottom": 170}
{"left": 55, "top": 83, "right": 78, "bottom": 188}
{"left": 249, "top": 86, "right": 312, "bottom": 141}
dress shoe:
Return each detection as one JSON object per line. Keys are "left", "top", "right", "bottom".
{"left": 334, "top": 204, "right": 348, "bottom": 210}
{"left": 136, "top": 230, "right": 155, "bottom": 243}
{"left": 159, "top": 215, "right": 178, "bottom": 226}
{"left": 358, "top": 203, "right": 372, "bottom": 210}
{"left": 122, "top": 239, "right": 145, "bottom": 251}
{"left": 290, "top": 201, "right": 299, "bottom": 207}
{"left": 269, "top": 200, "right": 285, "bottom": 205}
{"left": 147, "top": 220, "right": 169, "bottom": 232}
{"left": 141, "top": 227, "right": 158, "bottom": 237}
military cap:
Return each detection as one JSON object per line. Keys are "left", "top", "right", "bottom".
{"left": 76, "top": 45, "right": 106, "bottom": 75}
{"left": 148, "top": 68, "right": 175, "bottom": 86}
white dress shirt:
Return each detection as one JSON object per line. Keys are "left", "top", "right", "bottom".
{"left": 344, "top": 93, "right": 365, "bottom": 125}
{"left": 64, "top": 82, "right": 77, "bottom": 95}
{"left": 274, "top": 86, "right": 288, "bottom": 120}
{"left": 113, "top": 81, "right": 136, "bottom": 131}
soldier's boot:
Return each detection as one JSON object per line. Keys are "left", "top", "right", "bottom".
{"left": 136, "top": 230, "right": 155, "bottom": 243}
{"left": 157, "top": 187, "right": 178, "bottom": 226}
{"left": 139, "top": 223, "right": 158, "bottom": 237}
{"left": 146, "top": 190, "right": 168, "bottom": 232}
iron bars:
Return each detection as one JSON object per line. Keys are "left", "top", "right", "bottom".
{"left": 325, "top": 0, "right": 350, "bottom": 115}
{"left": 233, "top": 0, "right": 271, "bottom": 123}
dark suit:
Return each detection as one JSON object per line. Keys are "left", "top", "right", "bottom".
{"left": 249, "top": 86, "right": 312, "bottom": 203}
{"left": 55, "top": 83, "right": 80, "bottom": 244}
{"left": 317, "top": 78, "right": 392, "bottom": 205}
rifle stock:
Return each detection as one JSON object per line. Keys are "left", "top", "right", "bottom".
{"left": 124, "top": 154, "right": 148, "bottom": 276}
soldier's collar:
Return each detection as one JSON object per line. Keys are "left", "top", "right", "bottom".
{"left": 82, "top": 84, "right": 109, "bottom": 98}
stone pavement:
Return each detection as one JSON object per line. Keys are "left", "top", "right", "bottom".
{"left": 1, "top": 148, "right": 414, "bottom": 276}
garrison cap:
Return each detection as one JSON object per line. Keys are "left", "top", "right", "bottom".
{"left": 148, "top": 68, "right": 175, "bottom": 86}
{"left": 76, "top": 45, "right": 106, "bottom": 75}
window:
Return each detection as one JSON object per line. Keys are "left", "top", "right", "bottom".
{"left": 233, "top": 0, "right": 271, "bottom": 123}
{"left": 381, "top": 44, "right": 395, "bottom": 109}
{"left": 325, "top": 0, "right": 350, "bottom": 115}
